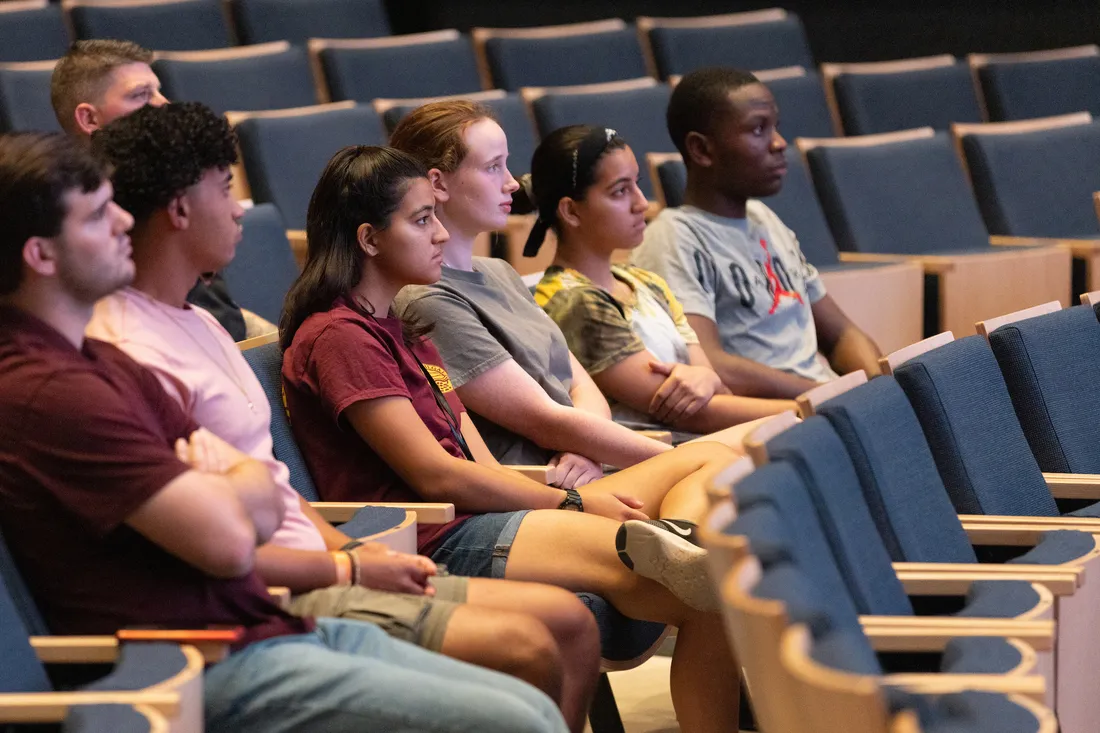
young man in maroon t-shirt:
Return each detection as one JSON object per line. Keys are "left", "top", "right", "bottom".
{"left": 0, "top": 132, "right": 568, "bottom": 733}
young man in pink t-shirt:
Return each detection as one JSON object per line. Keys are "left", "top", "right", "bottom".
{"left": 85, "top": 101, "right": 599, "bottom": 733}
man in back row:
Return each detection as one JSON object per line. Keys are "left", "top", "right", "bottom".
{"left": 0, "top": 131, "right": 570, "bottom": 733}
{"left": 633, "top": 67, "right": 881, "bottom": 399}
{"left": 50, "top": 38, "right": 271, "bottom": 341}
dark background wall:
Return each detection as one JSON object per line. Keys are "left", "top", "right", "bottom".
{"left": 386, "top": 1, "right": 1100, "bottom": 63}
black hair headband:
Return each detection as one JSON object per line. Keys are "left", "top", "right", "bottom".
{"left": 523, "top": 127, "right": 618, "bottom": 258}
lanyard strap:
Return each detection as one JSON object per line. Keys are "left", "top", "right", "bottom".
{"left": 415, "top": 360, "right": 476, "bottom": 462}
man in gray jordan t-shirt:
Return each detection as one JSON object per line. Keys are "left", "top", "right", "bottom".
{"left": 633, "top": 67, "right": 881, "bottom": 399}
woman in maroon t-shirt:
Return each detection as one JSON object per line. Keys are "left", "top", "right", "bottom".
{"left": 282, "top": 145, "right": 742, "bottom": 733}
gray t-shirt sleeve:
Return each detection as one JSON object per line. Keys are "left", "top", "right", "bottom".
{"left": 635, "top": 215, "right": 718, "bottom": 322}
{"left": 399, "top": 290, "right": 512, "bottom": 389}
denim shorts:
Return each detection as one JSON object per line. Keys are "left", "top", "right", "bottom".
{"left": 429, "top": 510, "right": 531, "bottom": 579}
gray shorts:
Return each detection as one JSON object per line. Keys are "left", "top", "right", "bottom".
{"left": 287, "top": 575, "right": 469, "bottom": 652}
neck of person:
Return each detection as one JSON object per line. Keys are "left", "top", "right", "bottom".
{"left": 437, "top": 209, "right": 477, "bottom": 272}
{"left": 2, "top": 286, "right": 96, "bottom": 349}
{"left": 129, "top": 232, "right": 203, "bottom": 308}
{"left": 349, "top": 265, "right": 402, "bottom": 320}
{"left": 683, "top": 175, "right": 748, "bottom": 220}
{"left": 553, "top": 235, "right": 616, "bottom": 291}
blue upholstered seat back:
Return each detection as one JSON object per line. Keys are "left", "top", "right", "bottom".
{"left": 818, "top": 376, "right": 977, "bottom": 563}
{"left": 763, "top": 417, "right": 915, "bottom": 616}
{"left": 484, "top": 28, "right": 649, "bottom": 91}
{"left": 220, "top": 204, "right": 298, "bottom": 326}
{"left": 240, "top": 342, "right": 320, "bottom": 501}
{"left": 978, "top": 55, "right": 1100, "bottom": 121}
{"left": 231, "top": 0, "right": 390, "bottom": 45}
{"left": 834, "top": 63, "right": 983, "bottom": 136}
{"left": 0, "top": 4, "right": 67, "bottom": 62}
{"left": 531, "top": 85, "right": 674, "bottom": 199}
{"left": 761, "top": 148, "right": 841, "bottom": 267}
{"left": 961, "top": 122, "right": 1100, "bottom": 238}
{"left": 154, "top": 45, "right": 317, "bottom": 115}
{"left": 383, "top": 94, "right": 537, "bottom": 179}
{"left": 765, "top": 70, "right": 837, "bottom": 140}
{"left": 319, "top": 36, "right": 482, "bottom": 103}
{"left": 0, "top": 533, "right": 51, "bottom": 693}
{"left": 654, "top": 158, "right": 687, "bottom": 208}
{"left": 894, "top": 335, "right": 1058, "bottom": 516}
{"left": 70, "top": 0, "right": 232, "bottom": 51}
{"left": 806, "top": 132, "right": 992, "bottom": 255}
{"left": 989, "top": 305, "right": 1100, "bottom": 473}
{"left": 728, "top": 462, "right": 887, "bottom": 621}
{"left": 646, "top": 14, "right": 813, "bottom": 79}
{"left": 0, "top": 66, "right": 59, "bottom": 133}
{"left": 235, "top": 105, "right": 387, "bottom": 229}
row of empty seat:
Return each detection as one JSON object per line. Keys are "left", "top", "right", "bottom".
{"left": 701, "top": 299, "right": 1100, "bottom": 733}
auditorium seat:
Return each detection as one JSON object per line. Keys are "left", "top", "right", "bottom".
{"left": 646, "top": 148, "right": 924, "bottom": 354}
{"left": 953, "top": 114, "right": 1100, "bottom": 294}
{"left": 67, "top": 0, "right": 232, "bottom": 51}
{"left": 0, "top": 1, "right": 68, "bottom": 63}
{"left": 821, "top": 55, "right": 984, "bottom": 135}
{"left": 0, "top": 60, "right": 59, "bottom": 132}
{"left": 311, "top": 30, "right": 482, "bottom": 104}
{"left": 0, "top": 530, "right": 204, "bottom": 732}
{"left": 526, "top": 78, "right": 671, "bottom": 199}
{"left": 220, "top": 204, "right": 299, "bottom": 326}
{"left": 802, "top": 128, "right": 1070, "bottom": 336}
{"left": 229, "top": 102, "right": 387, "bottom": 230}
{"left": 231, "top": 0, "right": 390, "bottom": 45}
{"left": 474, "top": 19, "right": 650, "bottom": 91}
{"left": 969, "top": 45, "right": 1100, "bottom": 121}
{"left": 756, "top": 66, "right": 839, "bottom": 139}
{"left": 638, "top": 9, "right": 814, "bottom": 81}
{"left": 153, "top": 42, "right": 317, "bottom": 115}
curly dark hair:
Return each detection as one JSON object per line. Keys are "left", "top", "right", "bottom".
{"left": 90, "top": 101, "right": 238, "bottom": 224}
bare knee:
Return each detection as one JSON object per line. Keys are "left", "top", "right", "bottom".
{"left": 495, "top": 615, "right": 566, "bottom": 702}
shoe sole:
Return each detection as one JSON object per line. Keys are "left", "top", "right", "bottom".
{"left": 616, "top": 520, "right": 717, "bottom": 613}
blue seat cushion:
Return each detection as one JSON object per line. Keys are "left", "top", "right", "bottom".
{"left": 64, "top": 703, "right": 159, "bottom": 733}
{"left": 954, "top": 579, "right": 1041, "bottom": 620}
{"left": 886, "top": 687, "right": 1043, "bottom": 733}
{"left": 1009, "top": 529, "right": 1096, "bottom": 565}
{"left": 940, "top": 636, "right": 1024, "bottom": 675}
{"left": 834, "top": 64, "right": 983, "bottom": 135}
{"left": 336, "top": 506, "right": 409, "bottom": 539}
{"left": 82, "top": 643, "right": 191, "bottom": 692}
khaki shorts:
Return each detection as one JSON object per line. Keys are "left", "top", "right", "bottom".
{"left": 287, "top": 575, "right": 469, "bottom": 652}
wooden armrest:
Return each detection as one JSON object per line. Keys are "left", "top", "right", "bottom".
{"left": 836, "top": 252, "right": 912, "bottom": 265}
{"left": 635, "top": 429, "right": 673, "bottom": 444}
{"left": 0, "top": 691, "right": 180, "bottom": 723}
{"left": 884, "top": 673, "right": 1045, "bottom": 701}
{"left": 893, "top": 563, "right": 1077, "bottom": 595}
{"left": 1043, "top": 472, "right": 1100, "bottom": 499}
{"left": 861, "top": 616, "right": 1055, "bottom": 651}
{"left": 990, "top": 235, "right": 1100, "bottom": 257}
{"left": 31, "top": 636, "right": 120, "bottom": 664}
{"left": 311, "top": 502, "right": 455, "bottom": 524}
{"left": 961, "top": 516, "right": 1100, "bottom": 546}
{"left": 837, "top": 251, "right": 958, "bottom": 273}
{"left": 267, "top": 586, "right": 291, "bottom": 610}
{"left": 506, "top": 465, "right": 558, "bottom": 484}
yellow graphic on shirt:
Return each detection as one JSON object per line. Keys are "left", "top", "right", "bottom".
{"left": 423, "top": 363, "right": 455, "bottom": 393}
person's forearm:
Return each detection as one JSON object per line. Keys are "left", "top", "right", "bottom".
{"left": 570, "top": 381, "right": 612, "bottom": 419}
{"left": 538, "top": 406, "right": 672, "bottom": 467}
{"left": 255, "top": 544, "right": 339, "bottom": 593}
{"left": 225, "top": 459, "right": 284, "bottom": 544}
{"left": 669, "top": 394, "right": 798, "bottom": 434}
{"left": 298, "top": 497, "right": 352, "bottom": 550}
{"left": 415, "top": 459, "right": 567, "bottom": 513}
{"left": 827, "top": 327, "right": 883, "bottom": 377}
{"left": 711, "top": 352, "right": 820, "bottom": 400}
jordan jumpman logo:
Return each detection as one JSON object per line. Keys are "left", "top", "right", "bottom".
{"left": 760, "top": 238, "right": 803, "bottom": 314}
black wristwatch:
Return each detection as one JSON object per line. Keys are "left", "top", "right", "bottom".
{"left": 557, "top": 488, "right": 584, "bottom": 512}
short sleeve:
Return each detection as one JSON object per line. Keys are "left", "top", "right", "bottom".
{"left": 305, "top": 320, "right": 412, "bottom": 423}
{"left": 542, "top": 287, "right": 646, "bottom": 375}
{"left": 19, "top": 370, "right": 192, "bottom": 536}
{"left": 399, "top": 291, "right": 512, "bottom": 389}
{"left": 634, "top": 215, "right": 718, "bottom": 322}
